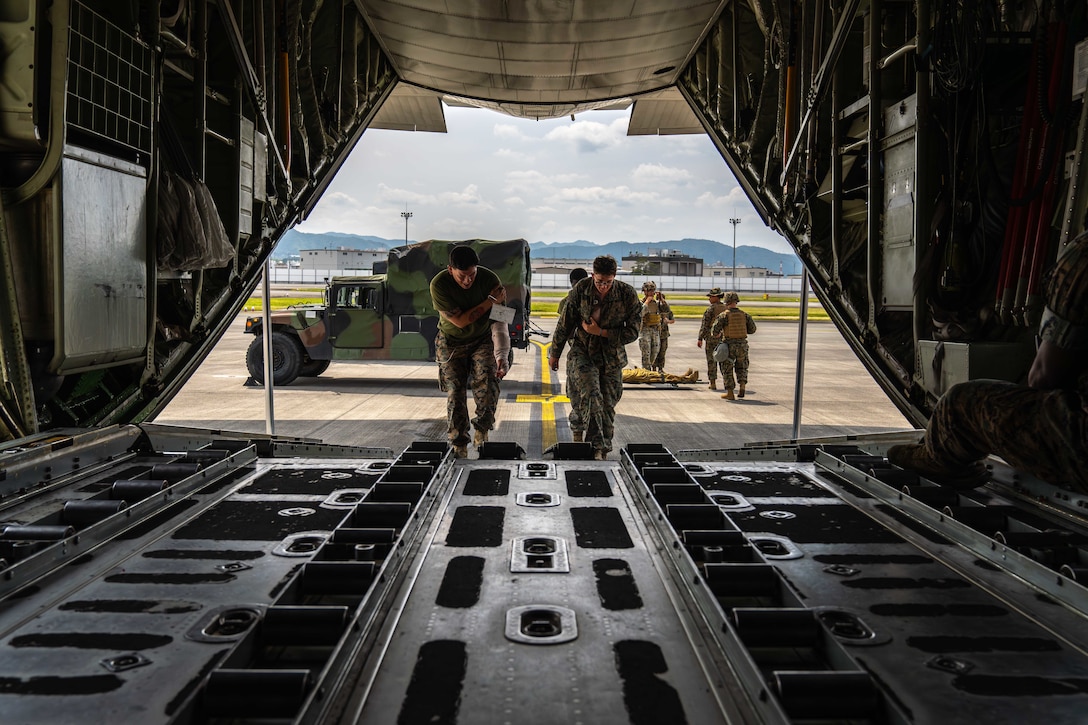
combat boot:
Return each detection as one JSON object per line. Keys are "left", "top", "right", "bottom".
{"left": 473, "top": 429, "right": 488, "bottom": 447}
{"left": 572, "top": 431, "right": 584, "bottom": 443}
{"left": 708, "top": 379, "right": 717, "bottom": 390}
{"left": 594, "top": 449, "right": 608, "bottom": 461}
{"left": 721, "top": 389, "right": 735, "bottom": 400}
{"left": 738, "top": 384, "right": 746, "bottom": 398}
{"left": 887, "top": 444, "right": 988, "bottom": 488}
{"left": 452, "top": 445, "right": 468, "bottom": 459}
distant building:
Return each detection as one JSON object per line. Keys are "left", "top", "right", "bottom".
{"left": 300, "top": 248, "right": 386, "bottom": 272}
{"left": 621, "top": 249, "right": 702, "bottom": 276}
{"left": 704, "top": 264, "right": 776, "bottom": 279}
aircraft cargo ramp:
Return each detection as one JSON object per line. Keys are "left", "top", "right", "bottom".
{"left": 1, "top": 427, "right": 1087, "bottom": 724}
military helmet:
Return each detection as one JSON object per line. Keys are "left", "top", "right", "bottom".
{"left": 642, "top": 281, "right": 656, "bottom": 292}
{"left": 724, "top": 291, "right": 740, "bottom": 304}
{"left": 1040, "top": 232, "right": 1088, "bottom": 350}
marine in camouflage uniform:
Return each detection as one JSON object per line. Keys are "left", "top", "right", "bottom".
{"left": 653, "top": 294, "right": 675, "bottom": 371}
{"left": 697, "top": 287, "right": 730, "bottom": 389}
{"left": 558, "top": 268, "right": 589, "bottom": 441}
{"left": 549, "top": 256, "right": 642, "bottom": 458}
{"left": 638, "top": 281, "right": 668, "bottom": 369}
{"left": 430, "top": 246, "right": 507, "bottom": 457}
{"left": 888, "top": 232, "right": 1088, "bottom": 492}
{"left": 709, "top": 292, "right": 757, "bottom": 400}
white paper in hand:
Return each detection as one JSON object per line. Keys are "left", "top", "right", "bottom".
{"left": 489, "top": 303, "right": 515, "bottom": 324}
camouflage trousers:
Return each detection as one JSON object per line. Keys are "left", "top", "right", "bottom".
{"left": 653, "top": 333, "right": 669, "bottom": 371}
{"left": 923, "top": 379, "right": 1088, "bottom": 493}
{"left": 566, "top": 337, "right": 625, "bottom": 453}
{"left": 703, "top": 341, "right": 728, "bottom": 381}
{"left": 435, "top": 331, "right": 500, "bottom": 447}
{"left": 639, "top": 328, "right": 661, "bottom": 369}
{"left": 719, "top": 339, "right": 751, "bottom": 390}
{"left": 565, "top": 356, "right": 583, "bottom": 434}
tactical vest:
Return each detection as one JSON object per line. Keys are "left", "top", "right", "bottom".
{"left": 643, "top": 300, "right": 661, "bottom": 327}
{"left": 723, "top": 308, "right": 749, "bottom": 339}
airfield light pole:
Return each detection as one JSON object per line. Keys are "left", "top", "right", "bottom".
{"left": 729, "top": 215, "right": 741, "bottom": 286}
{"left": 401, "top": 210, "right": 412, "bottom": 243}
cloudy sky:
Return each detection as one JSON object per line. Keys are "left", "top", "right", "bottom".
{"left": 295, "top": 105, "right": 794, "bottom": 255}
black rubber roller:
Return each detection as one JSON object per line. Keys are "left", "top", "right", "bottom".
{"left": 61, "top": 499, "right": 128, "bottom": 527}
{"left": 734, "top": 608, "right": 822, "bottom": 648}
{"left": 703, "top": 563, "right": 780, "bottom": 598}
{"left": 300, "top": 561, "right": 376, "bottom": 595}
{"left": 110, "top": 479, "right": 169, "bottom": 501}
{"left": 202, "top": 669, "right": 310, "bottom": 718}
{"left": 0, "top": 524, "right": 76, "bottom": 540}
{"left": 1060, "top": 565, "right": 1088, "bottom": 581}
{"left": 773, "top": 670, "right": 880, "bottom": 719}
{"left": 329, "top": 527, "right": 397, "bottom": 544}
{"left": 150, "top": 462, "right": 202, "bottom": 481}
{"left": 901, "top": 484, "right": 959, "bottom": 507}
{"left": 261, "top": 606, "right": 349, "bottom": 646}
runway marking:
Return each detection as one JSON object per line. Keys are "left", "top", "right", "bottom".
{"left": 515, "top": 340, "right": 567, "bottom": 451}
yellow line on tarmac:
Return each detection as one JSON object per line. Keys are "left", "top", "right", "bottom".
{"left": 515, "top": 340, "right": 568, "bottom": 450}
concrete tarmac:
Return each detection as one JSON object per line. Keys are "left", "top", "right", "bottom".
{"left": 156, "top": 315, "right": 913, "bottom": 457}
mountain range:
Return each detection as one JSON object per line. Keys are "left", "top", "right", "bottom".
{"left": 275, "top": 230, "right": 802, "bottom": 275}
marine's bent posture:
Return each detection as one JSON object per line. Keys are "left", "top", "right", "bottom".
{"left": 549, "top": 256, "right": 642, "bottom": 459}
{"left": 558, "top": 267, "right": 590, "bottom": 441}
{"left": 889, "top": 232, "right": 1088, "bottom": 492}
{"left": 429, "top": 246, "right": 507, "bottom": 458}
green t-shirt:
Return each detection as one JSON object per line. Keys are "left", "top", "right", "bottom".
{"left": 429, "top": 266, "right": 501, "bottom": 342}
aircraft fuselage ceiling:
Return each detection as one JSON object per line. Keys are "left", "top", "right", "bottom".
{"left": 0, "top": 0, "right": 1086, "bottom": 439}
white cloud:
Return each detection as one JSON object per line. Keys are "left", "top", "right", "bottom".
{"left": 694, "top": 187, "right": 748, "bottom": 209}
{"left": 493, "top": 123, "right": 523, "bottom": 139}
{"left": 631, "top": 163, "right": 694, "bottom": 186}
{"left": 437, "top": 184, "right": 493, "bottom": 209}
{"left": 552, "top": 185, "right": 659, "bottom": 206}
{"left": 494, "top": 148, "right": 531, "bottom": 161}
{"left": 295, "top": 106, "right": 797, "bottom": 254}
{"left": 544, "top": 118, "right": 629, "bottom": 153}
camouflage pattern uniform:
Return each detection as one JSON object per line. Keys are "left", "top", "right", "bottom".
{"left": 698, "top": 300, "right": 730, "bottom": 382}
{"left": 653, "top": 307, "right": 674, "bottom": 371}
{"left": 710, "top": 305, "right": 757, "bottom": 390}
{"left": 895, "top": 232, "right": 1088, "bottom": 492}
{"left": 430, "top": 266, "right": 502, "bottom": 447}
{"left": 552, "top": 277, "right": 642, "bottom": 455}
{"left": 638, "top": 290, "right": 669, "bottom": 369}
{"left": 919, "top": 377, "right": 1088, "bottom": 491}
{"left": 557, "top": 292, "right": 583, "bottom": 437}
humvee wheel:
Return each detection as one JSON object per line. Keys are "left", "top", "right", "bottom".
{"left": 246, "top": 332, "right": 303, "bottom": 385}
{"left": 300, "top": 359, "right": 331, "bottom": 377}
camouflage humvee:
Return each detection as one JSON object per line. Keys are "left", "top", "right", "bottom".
{"left": 244, "top": 239, "right": 532, "bottom": 385}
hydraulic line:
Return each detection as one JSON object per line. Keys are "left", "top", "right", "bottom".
{"left": 996, "top": 23, "right": 1045, "bottom": 322}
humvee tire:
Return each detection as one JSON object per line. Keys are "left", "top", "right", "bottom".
{"left": 246, "top": 332, "right": 303, "bottom": 385}
{"left": 300, "top": 359, "right": 331, "bottom": 377}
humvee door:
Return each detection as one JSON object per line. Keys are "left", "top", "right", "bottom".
{"left": 328, "top": 282, "right": 385, "bottom": 349}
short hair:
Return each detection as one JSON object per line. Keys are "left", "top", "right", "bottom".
{"left": 592, "top": 255, "right": 617, "bottom": 276}
{"left": 448, "top": 245, "right": 479, "bottom": 270}
{"left": 569, "top": 267, "right": 588, "bottom": 286}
